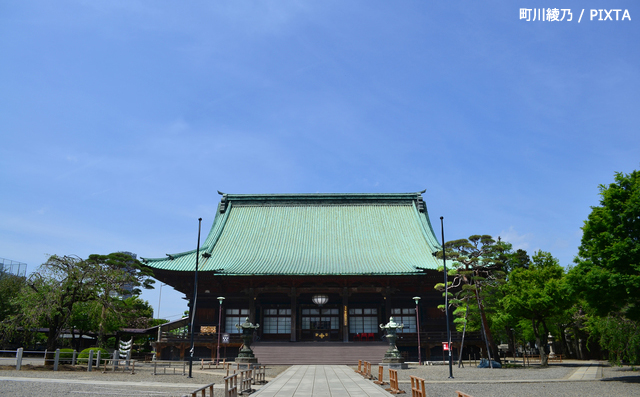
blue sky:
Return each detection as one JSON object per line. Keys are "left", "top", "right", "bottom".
{"left": 1, "top": 1, "right": 638, "bottom": 321}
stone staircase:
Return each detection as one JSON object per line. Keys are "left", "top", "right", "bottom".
{"left": 251, "top": 342, "right": 389, "bottom": 365}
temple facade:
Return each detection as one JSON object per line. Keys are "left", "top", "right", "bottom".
{"left": 143, "top": 192, "right": 480, "bottom": 361}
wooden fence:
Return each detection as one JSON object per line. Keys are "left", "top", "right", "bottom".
{"left": 186, "top": 382, "right": 215, "bottom": 397}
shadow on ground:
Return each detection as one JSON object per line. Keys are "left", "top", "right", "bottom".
{"left": 602, "top": 376, "right": 640, "bottom": 383}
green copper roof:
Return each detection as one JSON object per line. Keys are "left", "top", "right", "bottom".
{"left": 142, "top": 192, "right": 442, "bottom": 275}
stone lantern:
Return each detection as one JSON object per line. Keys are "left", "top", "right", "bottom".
{"left": 380, "top": 317, "right": 408, "bottom": 368}
{"left": 235, "top": 317, "right": 260, "bottom": 364}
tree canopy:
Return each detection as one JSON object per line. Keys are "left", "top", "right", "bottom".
{"left": 0, "top": 269, "right": 26, "bottom": 323}
{"left": 571, "top": 170, "right": 640, "bottom": 321}
{"left": 436, "top": 234, "right": 508, "bottom": 363}
{"left": 0, "top": 252, "right": 156, "bottom": 357}
{"left": 501, "top": 251, "right": 572, "bottom": 366}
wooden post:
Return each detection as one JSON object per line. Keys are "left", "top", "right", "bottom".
{"left": 374, "top": 365, "right": 388, "bottom": 385}
{"left": 290, "top": 287, "right": 297, "bottom": 342}
{"left": 342, "top": 287, "right": 349, "bottom": 342}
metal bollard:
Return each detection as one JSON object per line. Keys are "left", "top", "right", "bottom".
{"left": 72, "top": 350, "right": 77, "bottom": 366}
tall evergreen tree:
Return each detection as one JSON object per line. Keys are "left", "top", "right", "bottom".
{"left": 435, "top": 235, "right": 507, "bottom": 364}
{"left": 571, "top": 170, "right": 640, "bottom": 321}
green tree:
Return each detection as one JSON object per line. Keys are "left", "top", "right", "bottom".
{"left": 501, "top": 251, "right": 572, "bottom": 367}
{"left": 567, "top": 169, "right": 640, "bottom": 364}
{"left": 586, "top": 313, "right": 640, "bottom": 364}
{"left": 69, "top": 296, "right": 156, "bottom": 349}
{"left": 0, "top": 255, "right": 98, "bottom": 363}
{"left": 436, "top": 235, "right": 507, "bottom": 364}
{"left": 85, "top": 252, "right": 154, "bottom": 347}
{"left": 571, "top": 170, "right": 640, "bottom": 321}
{"left": 68, "top": 300, "right": 101, "bottom": 350}
{"left": 0, "top": 270, "right": 26, "bottom": 322}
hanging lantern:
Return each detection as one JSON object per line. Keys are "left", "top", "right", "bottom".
{"left": 312, "top": 294, "right": 329, "bottom": 306}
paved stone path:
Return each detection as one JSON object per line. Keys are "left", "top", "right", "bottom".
{"left": 567, "top": 361, "right": 601, "bottom": 381}
{"left": 251, "top": 365, "right": 392, "bottom": 397}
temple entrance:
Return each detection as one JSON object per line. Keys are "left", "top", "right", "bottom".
{"left": 300, "top": 306, "right": 340, "bottom": 341}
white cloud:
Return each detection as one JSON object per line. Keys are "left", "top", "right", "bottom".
{"left": 497, "top": 226, "right": 533, "bottom": 251}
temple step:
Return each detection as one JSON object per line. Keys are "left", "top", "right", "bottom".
{"left": 251, "top": 342, "right": 389, "bottom": 365}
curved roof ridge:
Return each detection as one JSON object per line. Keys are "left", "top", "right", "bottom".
{"left": 142, "top": 191, "right": 442, "bottom": 274}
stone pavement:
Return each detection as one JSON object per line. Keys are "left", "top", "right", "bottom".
{"left": 567, "top": 361, "right": 601, "bottom": 381}
{"left": 251, "top": 365, "right": 392, "bottom": 397}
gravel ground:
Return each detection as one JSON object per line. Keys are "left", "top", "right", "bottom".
{"left": 0, "top": 363, "right": 290, "bottom": 397}
{"left": 352, "top": 361, "right": 640, "bottom": 397}
{"left": 2, "top": 362, "right": 639, "bottom": 396}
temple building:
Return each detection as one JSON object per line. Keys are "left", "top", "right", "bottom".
{"left": 142, "top": 192, "right": 479, "bottom": 362}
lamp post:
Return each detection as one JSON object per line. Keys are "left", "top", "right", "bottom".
{"left": 413, "top": 296, "right": 421, "bottom": 365}
{"left": 216, "top": 296, "right": 225, "bottom": 365}
{"left": 440, "top": 216, "right": 454, "bottom": 379}
{"left": 188, "top": 218, "right": 202, "bottom": 378}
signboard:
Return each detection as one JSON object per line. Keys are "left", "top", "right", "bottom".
{"left": 200, "top": 326, "right": 217, "bottom": 334}
{"left": 222, "top": 333, "right": 230, "bottom": 344}
{"left": 442, "top": 342, "right": 449, "bottom": 351}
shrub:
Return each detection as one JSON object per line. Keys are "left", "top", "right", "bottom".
{"left": 59, "top": 348, "right": 75, "bottom": 360}
{"left": 77, "top": 347, "right": 110, "bottom": 364}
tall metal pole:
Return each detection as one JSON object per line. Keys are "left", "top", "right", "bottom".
{"left": 440, "top": 216, "right": 454, "bottom": 378}
{"left": 156, "top": 283, "right": 163, "bottom": 319}
{"left": 216, "top": 296, "right": 225, "bottom": 365}
{"left": 413, "top": 296, "right": 422, "bottom": 365}
{"left": 188, "top": 218, "right": 202, "bottom": 378}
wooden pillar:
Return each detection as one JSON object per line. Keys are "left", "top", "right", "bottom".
{"left": 384, "top": 287, "right": 391, "bottom": 322}
{"left": 290, "top": 287, "right": 297, "bottom": 342}
{"left": 342, "top": 287, "right": 349, "bottom": 342}
{"left": 249, "top": 288, "right": 256, "bottom": 323}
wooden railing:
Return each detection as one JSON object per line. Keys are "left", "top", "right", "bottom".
{"left": 359, "top": 361, "right": 373, "bottom": 380}
{"left": 159, "top": 332, "right": 244, "bottom": 343}
{"left": 253, "top": 365, "right": 267, "bottom": 384}
{"left": 187, "top": 382, "right": 215, "bottom": 397}
{"left": 239, "top": 369, "right": 253, "bottom": 395}
{"left": 152, "top": 360, "right": 187, "bottom": 375}
{"left": 410, "top": 375, "right": 426, "bottom": 397}
{"left": 224, "top": 373, "right": 238, "bottom": 397}
{"left": 385, "top": 369, "right": 405, "bottom": 394}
